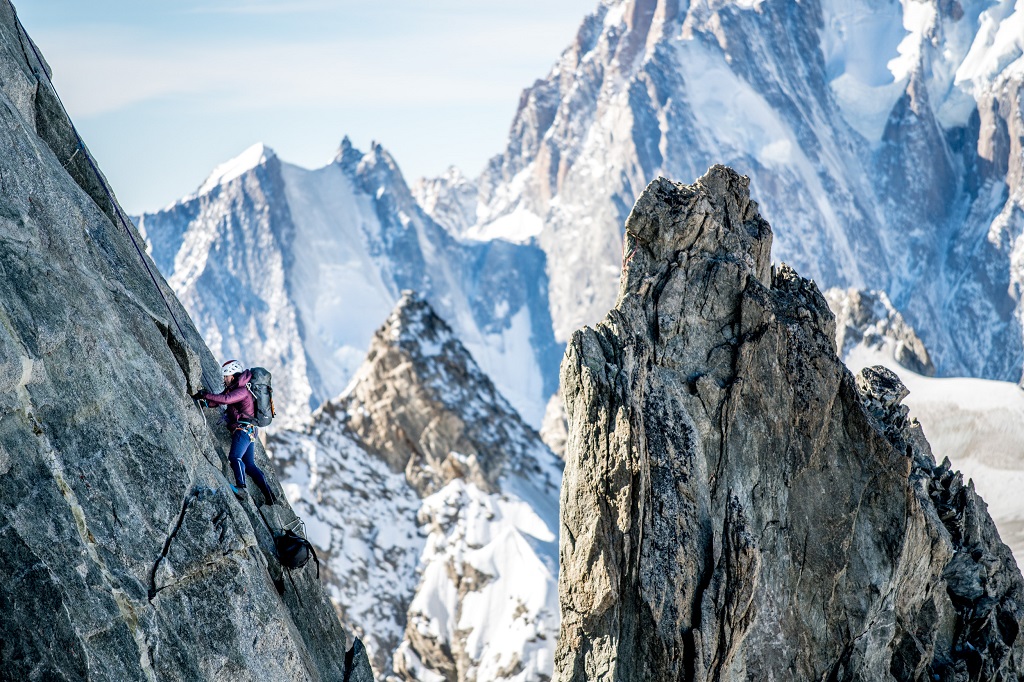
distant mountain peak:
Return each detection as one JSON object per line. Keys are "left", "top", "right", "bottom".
{"left": 412, "top": 167, "right": 479, "bottom": 238}
{"left": 333, "top": 135, "right": 362, "bottom": 169}
{"left": 341, "top": 291, "right": 551, "bottom": 497}
{"left": 197, "top": 142, "right": 276, "bottom": 195}
{"left": 383, "top": 290, "right": 456, "bottom": 355}
{"left": 364, "top": 141, "right": 400, "bottom": 172}
{"left": 270, "top": 291, "right": 562, "bottom": 681}
{"left": 825, "top": 287, "right": 936, "bottom": 376}
{"left": 331, "top": 137, "right": 405, "bottom": 186}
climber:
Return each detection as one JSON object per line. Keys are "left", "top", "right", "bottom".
{"left": 193, "top": 360, "right": 277, "bottom": 506}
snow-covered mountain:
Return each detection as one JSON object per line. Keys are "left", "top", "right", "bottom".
{"left": 437, "top": 0, "right": 1024, "bottom": 385}
{"left": 137, "top": 140, "right": 561, "bottom": 427}
{"left": 267, "top": 416, "right": 422, "bottom": 678}
{"left": 140, "top": 0, "right": 1024, "bottom": 429}
{"left": 412, "top": 167, "right": 479, "bottom": 239}
{"left": 268, "top": 292, "right": 562, "bottom": 681}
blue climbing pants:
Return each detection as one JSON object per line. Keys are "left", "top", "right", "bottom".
{"left": 229, "top": 427, "right": 273, "bottom": 501}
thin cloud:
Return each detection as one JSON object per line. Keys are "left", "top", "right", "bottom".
{"left": 16, "top": 0, "right": 598, "bottom": 212}
{"left": 184, "top": 1, "right": 337, "bottom": 15}
{"left": 32, "top": 18, "right": 579, "bottom": 118}
{"left": 36, "top": 30, "right": 523, "bottom": 118}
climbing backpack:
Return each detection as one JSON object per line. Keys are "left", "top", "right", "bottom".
{"left": 246, "top": 366, "right": 276, "bottom": 427}
{"left": 273, "top": 527, "right": 319, "bottom": 578}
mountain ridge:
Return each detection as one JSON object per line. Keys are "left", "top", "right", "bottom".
{"left": 138, "top": 139, "right": 563, "bottom": 428}
{"left": 419, "top": 0, "right": 1024, "bottom": 387}
{"left": 270, "top": 291, "right": 562, "bottom": 681}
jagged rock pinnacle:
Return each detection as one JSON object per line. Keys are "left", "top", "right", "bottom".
{"left": 338, "top": 291, "right": 552, "bottom": 497}
{"left": 555, "top": 167, "right": 1024, "bottom": 680}
{"left": 619, "top": 167, "right": 773, "bottom": 297}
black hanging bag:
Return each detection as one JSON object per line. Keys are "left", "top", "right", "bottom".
{"left": 273, "top": 529, "right": 320, "bottom": 578}
{"left": 246, "top": 366, "right": 276, "bottom": 427}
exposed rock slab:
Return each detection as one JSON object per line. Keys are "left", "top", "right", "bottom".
{"left": 555, "top": 167, "right": 1024, "bottom": 681}
{"left": 0, "top": 4, "right": 350, "bottom": 679}
{"left": 825, "top": 288, "right": 1024, "bottom": 567}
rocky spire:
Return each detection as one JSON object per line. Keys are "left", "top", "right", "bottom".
{"left": 271, "top": 291, "right": 563, "bottom": 680}
{"left": 555, "top": 166, "right": 1024, "bottom": 680}
{"left": 338, "top": 290, "right": 557, "bottom": 497}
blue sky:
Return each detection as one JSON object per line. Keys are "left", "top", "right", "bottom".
{"left": 15, "top": 0, "right": 597, "bottom": 214}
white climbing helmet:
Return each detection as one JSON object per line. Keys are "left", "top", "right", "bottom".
{"left": 221, "top": 359, "right": 244, "bottom": 376}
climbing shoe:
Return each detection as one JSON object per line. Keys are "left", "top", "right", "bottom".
{"left": 229, "top": 483, "right": 247, "bottom": 500}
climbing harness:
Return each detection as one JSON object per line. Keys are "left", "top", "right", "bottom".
{"left": 233, "top": 421, "right": 257, "bottom": 440}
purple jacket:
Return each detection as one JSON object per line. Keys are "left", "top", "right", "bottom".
{"left": 203, "top": 369, "right": 255, "bottom": 430}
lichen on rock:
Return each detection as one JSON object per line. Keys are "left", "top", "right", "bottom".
{"left": 555, "top": 166, "right": 1024, "bottom": 680}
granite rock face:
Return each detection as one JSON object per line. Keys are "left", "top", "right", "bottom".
{"left": 556, "top": 167, "right": 1024, "bottom": 681}
{"left": 344, "top": 639, "right": 375, "bottom": 682}
{"left": 0, "top": 4, "right": 353, "bottom": 679}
